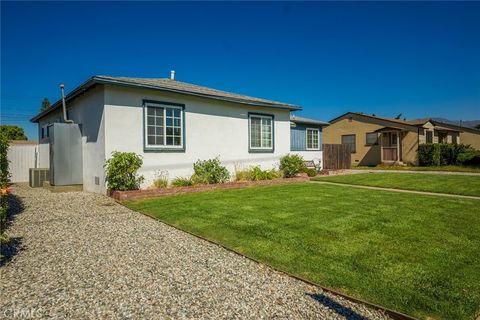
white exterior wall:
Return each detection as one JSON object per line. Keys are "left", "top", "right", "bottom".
{"left": 37, "top": 86, "right": 106, "bottom": 193}
{"left": 104, "top": 85, "right": 291, "bottom": 189}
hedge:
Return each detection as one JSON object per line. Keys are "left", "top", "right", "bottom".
{"left": 0, "top": 135, "right": 10, "bottom": 244}
{"left": 418, "top": 143, "right": 477, "bottom": 166}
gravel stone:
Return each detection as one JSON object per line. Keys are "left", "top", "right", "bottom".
{"left": 1, "top": 184, "right": 392, "bottom": 319}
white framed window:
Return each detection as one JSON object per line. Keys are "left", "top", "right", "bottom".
{"left": 145, "top": 102, "right": 183, "bottom": 149}
{"left": 41, "top": 124, "right": 50, "bottom": 139}
{"left": 306, "top": 128, "right": 320, "bottom": 150}
{"left": 249, "top": 114, "right": 273, "bottom": 151}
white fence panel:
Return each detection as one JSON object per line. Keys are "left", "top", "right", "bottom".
{"left": 7, "top": 143, "right": 40, "bottom": 183}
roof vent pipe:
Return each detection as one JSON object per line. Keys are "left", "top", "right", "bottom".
{"left": 60, "top": 84, "right": 74, "bottom": 124}
{"left": 170, "top": 70, "right": 175, "bottom": 80}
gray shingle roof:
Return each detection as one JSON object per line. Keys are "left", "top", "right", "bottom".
{"left": 31, "top": 75, "right": 301, "bottom": 122}
{"left": 96, "top": 76, "right": 301, "bottom": 110}
{"left": 290, "top": 115, "right": 329, "bottom": 126}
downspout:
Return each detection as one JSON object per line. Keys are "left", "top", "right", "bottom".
{"left": 60, "top": 84, "right": 74, "bottom": 124}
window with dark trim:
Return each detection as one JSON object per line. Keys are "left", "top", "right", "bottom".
{"left": 341, "top": 134, "right": 356, "bottom": 153}
{"left": 426, "top": 131, "right": 433, "bottom": 143}
{"left": 306, "top": 128, "right": 320, "bottom": 150}
{"left": 249, "top": 114, "right": 273, "bottom": 150}
{"left": 452, "top": 134, "right": 457, "bottom": 144}
{"left": 366, "top": 132, "right": 378, "bottom": 145}
{"left": 145, "top": 102, "right": 183, "bottom": 149}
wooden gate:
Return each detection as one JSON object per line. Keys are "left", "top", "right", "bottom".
{"left": 323, "top": 144, "right": 351, "bottom": 170}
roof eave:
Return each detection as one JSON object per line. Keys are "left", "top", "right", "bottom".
{"left": 31, "top": 77, "right": 301, "bottom": 123}
{"left": 93, "top": 77, "right": 301, "bottom": 111}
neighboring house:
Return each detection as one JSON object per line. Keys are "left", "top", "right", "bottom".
{"left": 31, "top": 75, "right": 302, "bottom": 193}
{"left": 290, "top": 115, "right": 328, "bottom": 168}
{"left": 323, "top": 112, "right": 480, "bottom": 166}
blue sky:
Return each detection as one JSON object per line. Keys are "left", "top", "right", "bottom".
{"left": 1, "top": 1, "right": 479, "bottom": 140}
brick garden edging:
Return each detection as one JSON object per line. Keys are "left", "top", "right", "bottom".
{"left": 109, "top": 176, "right": 309, "bottom": 201}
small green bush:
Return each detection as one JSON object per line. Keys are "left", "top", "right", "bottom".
{"left": 280, "top": 154, "right": 306, "bottom": 178}
{"left": 152, "top": 171, "right": 168, "bottom": 188}
{"left": 303, "top": 168, "right": 317, "bottom": 177}
{"left": 457, "top": 150, "right": 480, "bottom": 166}
{"left": 104, "top": 151, "right": 144, "bottom": 191}
{"left": 0, "top": 135, "right": 9, "bottom": 250}
{"left": 0, "top": 136, "right": 10, "bottom": 188}
{"left": 153, "top": 177, "right": 168, "bottom": 188}
{"left": 171, "top": 177, "right": 195, "bottom": 187}
{"left": 193, "top": 157, "right": 230, "bottom": 184}
{"left": 235, "top": 166, "right": 281, "bottom": 181}
{"left": 418, "top": 143, "right": 475, "bottom": 167}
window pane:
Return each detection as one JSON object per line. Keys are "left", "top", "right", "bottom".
{"left": 166, "top": 136, "right": 173, "bottom": 145}
{"left": 147, "top": 136, "right": 155, "bottom": 145}
{"left": 366, "top": 132, "right": 378, "bottom": 145}
{"left": 174, "top": 128, "right": 181, "bottom": 136}
{"left": 147, "top": 126, "right": 155, "bottom": 135}
{"left": 155, "top": 136, "right": 163, "bottom": 145}
{"left": 174, "top": 137, "right": 181, "bottom": 145}
{"left": 173, "top": 109, "right": 180, "bottom": 117}
{"left": 147, "top": 116, "right": 155, "bottom": 125}
{"left": 174, "top": 119, "right": 181, "bottom": 127}
{"left": 250, "top": 117, "right": 261, "bottom": 148}
{"left": 155, "top": 127, "right": 163, "bottom": 135}
{"left": 147, "top": 108, "right": 155, "bottom": 116}
{"left": 166, "top": 108, "right": 173, "bottom": 117}
{"left": 166, "top": 118, "right": 173, "bottom": 126}
{"left": 342, "top": 135, "right": 356, "bottom": 153}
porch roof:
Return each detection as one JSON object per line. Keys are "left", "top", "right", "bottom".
{"left": 434, "top": 125, "right": 460, "bottom": 132}
{"left": 374, "top": 126, "right": 405, "bottom": 132}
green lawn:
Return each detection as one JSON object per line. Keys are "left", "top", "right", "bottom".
{"left": 313, "top": 172, "right": 480, "bottom": 197}
{"left": 355, "top": 165, "right": 480, "bottom": 173}
{"left": 124, "top": 183, "right": 480, "bottom": 320}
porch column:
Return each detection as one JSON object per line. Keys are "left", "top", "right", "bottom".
{"left": 380, "top": 133, "right": 383, "bottom": 163}
{"left": 396, "top": 133, "right": 400, "bottom": 163}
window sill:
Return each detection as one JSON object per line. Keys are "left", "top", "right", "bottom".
{"left": 144, "top": 147, "right": 185, "bottom": 153}
{"left": 249, "top": 148, "right": 274, "bottom": 153}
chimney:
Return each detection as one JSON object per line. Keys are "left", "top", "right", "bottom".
{"left": 170, "top": 70, "right": 175, "bottom": 80}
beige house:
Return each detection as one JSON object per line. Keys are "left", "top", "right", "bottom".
{"left": 323, "top": 112, "right": 480, "bottom": 166}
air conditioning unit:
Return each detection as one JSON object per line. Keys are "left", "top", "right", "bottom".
{"left": 29, "top": 168, "right": 49, "bottom": 188}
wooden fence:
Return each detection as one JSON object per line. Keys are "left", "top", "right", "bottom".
{"left": 323, "top": 144, "right": 351, "bottom": 170}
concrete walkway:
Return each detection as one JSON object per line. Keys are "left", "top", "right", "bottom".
{"left": 312, "top": 181, "right": 480, "bottom": 200}
{"left": 347, "top": 169, "right": 480, "bottom": 176}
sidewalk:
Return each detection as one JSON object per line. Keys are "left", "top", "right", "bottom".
{"left": 312, "top": 180, "right": 480, "bottom": 200}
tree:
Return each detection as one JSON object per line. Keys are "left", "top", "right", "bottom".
{"left": 40, "top": 98, "right": 51, "bottom": 112}
{"left": 475, "top": 124, "right": 480, "bottom": 130}
{"left": 0, "top": 125, "right": 28, "bottom": 140}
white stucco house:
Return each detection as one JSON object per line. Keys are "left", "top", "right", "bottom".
{"left": 31, "top": 74, "right": 324, "bottom": 193}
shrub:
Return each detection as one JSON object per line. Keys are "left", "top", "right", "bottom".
{"left": 104, "top": 151, "right": 144, "bottom": 191}
{"left": 193, "top": 157, "right": 230, "bottom": 184}
{"left": 153, "top": 177, "right": 168, "bottom": 188}
{"left": 171, "top": 177, "right": 195, "bottom": 187}
{"left": 152, "top": 171, "right": 168, "bottom": 188}
{"left": 280, "top": 154, "right": 306, "bottom": 178}
{"left": 457, "top": 150, "right": 480, "bottom": 166}
{"left": 418, "top": 143, "right": 474, "bottom": 167}
{"left": 0, "top": 135, "right": 9, "bottom": 246}
{"left": 235, "top": 166, "right": 281, "bottom": 181}
{"left": 0, "top": 136, "right": 9, "bottom": 189}
{"left": 303, "top": 168, "right": 317, "bottom": 177}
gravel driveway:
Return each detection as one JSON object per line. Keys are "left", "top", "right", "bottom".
{"left": 1, "top": 184, "right": 391, "bottom": 319}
